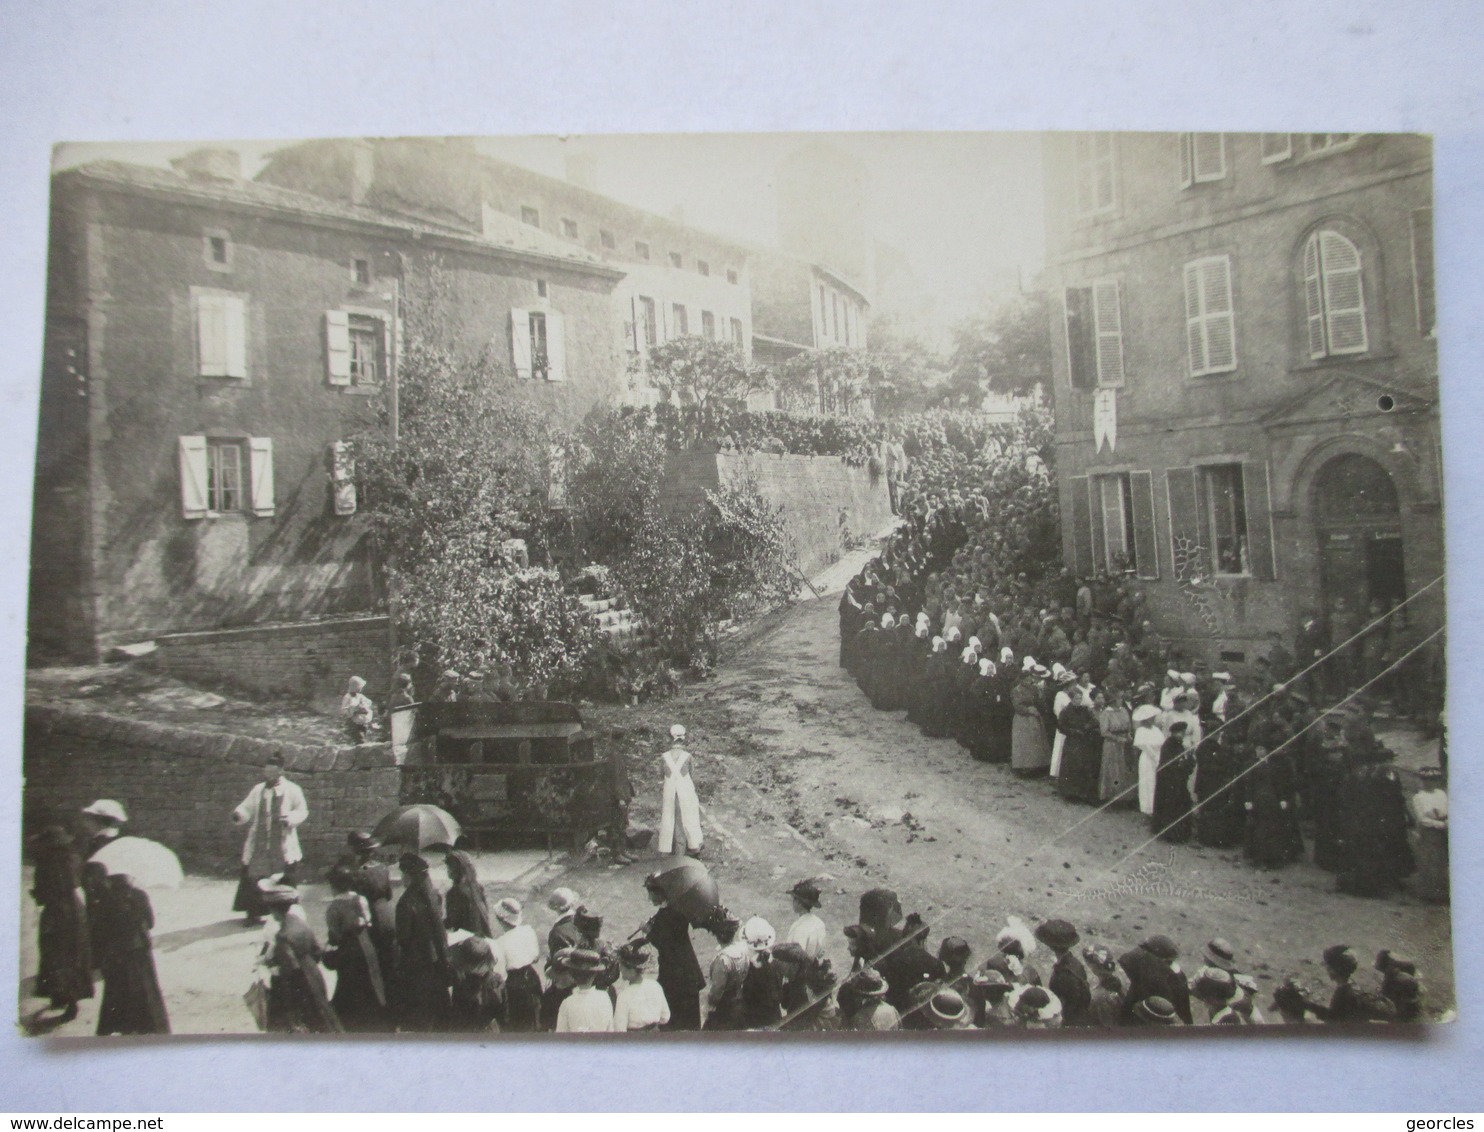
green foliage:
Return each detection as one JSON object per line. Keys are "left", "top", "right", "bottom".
{"left": 645, "top": 337, "right": 772, "bottom": 419}
{"left": 703, "top": 469, "right": 799, "bottom": 619}
{"left": 943, "top": 291, "right": 1054, "bottom": 404}
{"left": 612, "top": 509, "right": 719, "bottom": 669}
{"left": 566, "top": 408, "right": 668, "bottom": 565}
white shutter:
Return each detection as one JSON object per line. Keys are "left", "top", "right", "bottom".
{"left": 1184, "top": 262, "right": 1208, "bottom": 374}
{"left": 1261, "top": 133, "right": 1292, "bottom": 163}
{"left": 1303, "top": 234, "right": 1327, "bottom": 359}
{"left": 1091, "top": 279, "right": 1124, "bottom": 387}
{"left": 1319, "top": 230, "right": 1368, "bottom": 354}
{"left": 1193, "top": 133, "right": 1225, "bottom": 181}
{"left": 178, "top": 435, "right": 208, "bottom": 519}
{"left": 545, "top": 310, "right": 567, "bottom": 382}
{"left": 325, "top": 310, "right": 352, "bottom": 385}
{"left": 197, "top": 295, "right": 229, "bottom": 376}
{"left": 1186, "top": 257, "right": 1236, "bottom": 376}
{"left": 223, "top": 295, "right": 247, "bottom": 377}
{"left": 510, "top": 308, "right": 532, "bottom": 380}
{"left": 248, "top": 437, "right": 275, "bottom": 517}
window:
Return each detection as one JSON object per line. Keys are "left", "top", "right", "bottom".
{"left": 701, "top": 310, "right": 716, "bottom": 339}
{"left": 521, "top": 205, "right": 541, "bottom": 227}
{"left": 832, "top": 293, "right": 841, "bottom": 340}
{"left": 1094, "top": 474, "right": 1137, "bottom": 572}
{"left": 1201, "top": 464, "right": 1250, "bottom": 576}
{"left": 195, "top": 290, "right": 247, "bottom": 378}
{"left": 727, "top": 268, "right": 739, "bottom": 285}
{"left": 635, "top": 240, "right": 651, "bottom": 261}
{"left": 202, "top": 229, "right": 232, "bottom": 271}
{"left": 510, "top": 308, "right": 566, "bottom": 381}
{"left": 351, "top": 257, "right": 371, "bottom": 286}
{"left": 1184, "top": 255, "right": 1237, "bottom": 376}
{"left": 638, "top": 296, "right": 658, "bottom": 347}
{"left": 1411, "top": 207, "right": 1436, "bottom": 337}
{"left": 600, "top": 229, "right": 616, "bottom": 250}
{"left": 179, "top": 436, "right": 274, "bottom": 518}
{"left": 1306, "top": 134, "right": 1357, "bottom": 156}
{"left": 1302, "top": 229, "right": 1368, "bottom": 358}
{"left": 1260, "top": 133, "right": 1292, "bottom": 164}
{"left": 697, "top": 259, "right": 710, "bottom": 277}
{"left": 347, "top": 315, "right": 384, "bottom": 385}
{"left": 671, "top": 303, "right": 689, "bottom": 336}
{"left": 669, "top": 251, "right": 684, "bottom": 268}
{"left": 819, "top": 284, "right": 829, "bottom": 338}
{"left": 1179, "top": 133, "right": 1226, "bottom": 186}
{"left": 1063, "top": 280, "right": 1124, "bottom": 389}
{"left": 537, "top": 279, "right": 549, "bottom": 298}
{"left": 561, "top": 218, "right": 579, "bottom": 239}
{"left": 730, "top": 317, "right": 744, "bottom": 344}
{"left": 1074, "top": 133, "right": 1117, "bottom": 216}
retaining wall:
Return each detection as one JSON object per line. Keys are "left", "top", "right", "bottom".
{"left": 661, "top": 451, "right": 893, "bottom": 577}
{"left": 152, "top": 615, "right": 393, "bottom": 715}
{"left": 23, "top": 705, "right": 401, "bottom": 874}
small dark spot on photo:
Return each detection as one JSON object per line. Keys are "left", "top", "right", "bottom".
{"left": 1378, "top": 394, "right": 1396, "bottom": 412}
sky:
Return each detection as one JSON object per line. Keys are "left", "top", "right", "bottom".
{"left": 53, "top": 132, "right": 1047, "bottom": 343}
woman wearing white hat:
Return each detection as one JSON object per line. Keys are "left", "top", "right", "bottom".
{"left": 1132, "top": 704, "right": 1165, "bottom": 816}
{"left": 657, "top": 724, "right": 703, "bottom": 857}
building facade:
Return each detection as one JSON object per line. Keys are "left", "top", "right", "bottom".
{"left": 1042, "top": 132, "right": 1441, "bottom": 669}
{"left": 32, "top": 150, "right": 624, "bottom": 662}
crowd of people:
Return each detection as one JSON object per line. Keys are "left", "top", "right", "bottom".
{"left": 839, "top": 459, "right": 1447, "bottom": 903}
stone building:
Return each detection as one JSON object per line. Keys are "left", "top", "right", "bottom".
{"left": 1041, "top": 132, "right": 1441, "bottom": 669}
{"left": 31, "top": 148, "right": 625, "bottom": 663}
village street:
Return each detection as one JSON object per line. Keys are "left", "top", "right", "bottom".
{"left": 20, "top": 542, "right": 1453, "bottom": 1034}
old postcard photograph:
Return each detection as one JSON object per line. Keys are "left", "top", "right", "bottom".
{"left": 18, "top": 130, "right": 1448, "bottom": 1038}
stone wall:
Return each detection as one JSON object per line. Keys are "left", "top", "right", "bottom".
{"left": 23, "top": 705, "right": 400, "bottom": 874}
{"left": 152, "top": 615, "right": 393, "bottom": 714}
{"left": 661, "top": 451, "right": 893, "bottom": 577}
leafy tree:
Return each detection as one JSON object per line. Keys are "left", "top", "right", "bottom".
{"left": 565, "top": 407, "right": 669, "bottom": 566}
{"left": 943, "top": 291, "right": 1054, "bottom": 404}
{"left": 645, "top": 337, "right": 772, "bottom": 421}
{"left": 776, "top": 346, "right": 875, "bottom": 416}
{"left": 862, "top": 311, "right": 947, "bottom": 416}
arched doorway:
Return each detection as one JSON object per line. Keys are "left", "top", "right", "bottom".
{"left": 1313, "top": 453, "right": 1406, "bottom": 628}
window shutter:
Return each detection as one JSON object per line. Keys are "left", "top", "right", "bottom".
{"left": 1129, "top": 470, "right": 1160, "bottom": 579}
{"left": 629, "top": 296, "right": 642, "bottom": 352}
{"left": 1193, "top": 134, "right": 1225, "bottom": 181}
{"left": 1260, "top": 133, "right": 1292, "bottom": 163}
{"left": 1319, "top": 231, "right": 1368, "bottom": 354}
{"left": 1193, "top": 466, "right": 1213, "bottom": 567}
{"left": 1242, "top": 460, "right": 1277, "bottom": 581}
{"left": 1064, "top": 287, "right": 1097, "bottom": 390}
{"left": 247, "top": 438, "right": 275, "bottom": 517}
{"left": 1184, "top": 263, "right": 1208, "bottom": 374}
{"left": 1203, "top": 257, "right": 1235, "bottom": 371}
{"left": 223, "top": 296, "right": 247, "bottom": 377}
{"left": 545, "top": 310, "right": 567, "bottom": 382}
{"left": 1068, "top": 475, "right": 1093, "bottom": 576}
{"left": 1411, "top": 208, "right": 1436, "bottom": 336}
{"left": 510, "top": 309, "right": 532, "bottom": 380}
{"left": 1179, "top": 134, "right": 1194, "bottom": 189}
{"left": 1088, "top": 477, "right": 1108, "bottom": 571}
{"left": 1092, "top": 280, "right": 1124, "bottom": 386}
{"left": 197, "top": 295, "right": 229, "bottom": 376}
{"left": 1303, "top": 234, "right": 1326, "bottom": 359}
{"left": 1165, "top": 466, "right": 1201, "bottom": 578}
{"left": 178, "top": 435, "right": 209, "bottom": 519}
{"left": 325, "top": 310, "right": 352, "bottom": 385}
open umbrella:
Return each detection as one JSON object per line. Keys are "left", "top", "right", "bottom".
{"left": 373, "top": 804, "right": 462, "bottom": 851}
{"left": 649, "top": 857, "right": 720, "bottom": 923}
{"left": 91, "top": 836, "right": 183, "bottom": 889}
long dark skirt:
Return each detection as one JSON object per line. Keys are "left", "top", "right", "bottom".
{"left": 98, "top": 949, "right": 170, "bottom": 1036}
{"left": 1152, "top": 754, "right": 1195, "bottom": 843}
{"left": 328, "top": 934, "right": 386, "bottom": 1032}
{"left": 37, "top": 893, "right": 94, "bottom": 1006}
{"left": 660, "top": 978, "right": 703, "bottom": 1031}
{"left": 502, "top": 965, "right": 543, "bottom": 1032}
{"left": 1057, "top": 732, "right": 1103, "bottom": 804}
{"left": 398, "top": 965, "right": 452, "bottom": 1032}
{"left": 268, "top": 968, "right": 343, "bottom": 1034}
{"left": 986, "top": 710, "right": 1015, "bottom": 764}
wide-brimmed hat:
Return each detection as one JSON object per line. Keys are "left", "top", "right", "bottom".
{"left": 743, "top": 916, "right": 777, "bottom": 950}
{"left": 788, "top": 879, "right": 822, "bottom": 908}
{"left": 493, "top": 897, "right": 523, "bottom": 927}
{"left": 1009, "top": 984, "right": 1060, "bottom": 1022}
{"left": 1203, "top": 938, "right": 1237, "bottom": 972}
{"left": 347, "top": 831, "right": 381, "bottom": 852}
{"left": 929, "top": 989, "right": 969, "bottom": 1027}
{"left": 573, "top": 905, "right": 604, "bottom": 936}
{"left": 939, "top": 936, "right": 972, "bottom": 967}
{"left": 398, "top": 852, "right": 429, "bottom": 875}
{"left": 1132, "top": 704, "right": 1161, "bottom": 724}
{"left": 1031, "top": 664, "right": 1051, "bottom": 678}
{"left": 1323, "top": 944, "right": 1358, "bottom": 978}
{"left": 972, "top": 968, "right": 1011, "bottom": 996}
{"left": 556, "top": 947, "right": 607, "bottom": 975}
{"left": 81, "top": 799, "right": 128, "bottom": 824}
{"left": 996, "top": 917, "right": 1038, "bottom": 958}
{"left": 1192, "top": 966, "right": 1237, "bottom": 1003}
{"left": 256, "top": 879, "right": 300, "bottom": 908}
{"left": 858, "top": 888, "right": 903, "bottom": 930}
{"left": 1034, "top": 918, "right": 1081, "bottom": 950}
{"left": 546, "top": 887, "right": 581, "bottom": 916}
{"left": 1082, "top": 945, "right": 1117, "bottom": 974}
{"left": 1141, "top": 935, "right": 1179, "bottom": 961}
{"left": 1056, "top": 669, "right": 1076, "bottom": 686}
{"left": 617, "top": 941, "right": 653, "bottom": 969}
{"left": 1133, "top": 996, "right": 1178, "bottom": 1025}
{"left": 1375, "top": 950, "right": 1417, "bottom": 975}
{"left": 847, "top": 968, "right": 889, "bottom": 999}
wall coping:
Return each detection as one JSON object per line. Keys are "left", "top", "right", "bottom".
{"left": 154, "top": 614, "right": 389, "bottom": 647}
{"left": 24, "top": 703, "right": 395, "bottom": 773}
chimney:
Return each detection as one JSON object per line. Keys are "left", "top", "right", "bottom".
{"left": 170, "top": 147, "right": 242, "bottom": 182}
{"left": 564, "top": 153, "right": 597, "bottom": 191}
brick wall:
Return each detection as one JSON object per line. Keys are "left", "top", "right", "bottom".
{"left": 152, "top": 615, "right": 392, "bottom": 714}
{"left": 23, "top": 705, "right": 401, "bottom": 875}
{"left": 661, "top": 451, "right": 893, "bottom": 577}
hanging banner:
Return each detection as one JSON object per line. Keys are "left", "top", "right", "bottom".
{"left": 1094, "top": 387, "right": 1118, "bottom": 452}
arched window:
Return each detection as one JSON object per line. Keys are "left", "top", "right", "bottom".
{"left": 1302, "top": 229, "right": 1369, "bottom": 359}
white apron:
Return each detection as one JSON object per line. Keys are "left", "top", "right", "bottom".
{"left": 1049, "top": 689, "right": 1071, "bottom": 778}
{"left": 658, "top": 746, "right": 703, "bottom": 854}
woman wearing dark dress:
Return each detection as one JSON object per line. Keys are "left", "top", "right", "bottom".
{"left": 394, "top": 853, "right": 451, "bottom": 1031}
{"left": 641, "top": 875, "right": 704, "bottom": 1030}
{"left": 1055, "top": 688, "right": 1104, "bottom": 804}
{"left": 1151, "top": 722, "right": 1196, "bottom": 843}
{"left": 1334, "top": 747, "right": 1416, "bottom": 897}
{"left": 447, "top": 935, "right": 504, "bottom": 1033}
{"left": 92, "top": 870, "right": 170, "bottom": 1036}
{"left": 1243, "top": 744, "right": 1304, "bottom": 869}
{"left": 323, "top": 865, "right": 387, "bottom": 1031}
{"left": 443, "top": 850, "right": 492, "bottom": 937}
{"left": 341, "top": 832, "right": 398, "bottom": 1014}
{"left": 259, "top": 883, "right": 342, "bottom": 1034}
{"left": 1195, "top": 705, "right": 1248, "bottom": 848}
{"left": 30, "top": 826, "right": 93, "bottom": 1021}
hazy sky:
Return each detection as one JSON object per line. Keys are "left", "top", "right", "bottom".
{"left": 55, "top": 133, "right": 1047, "bottom": 339}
